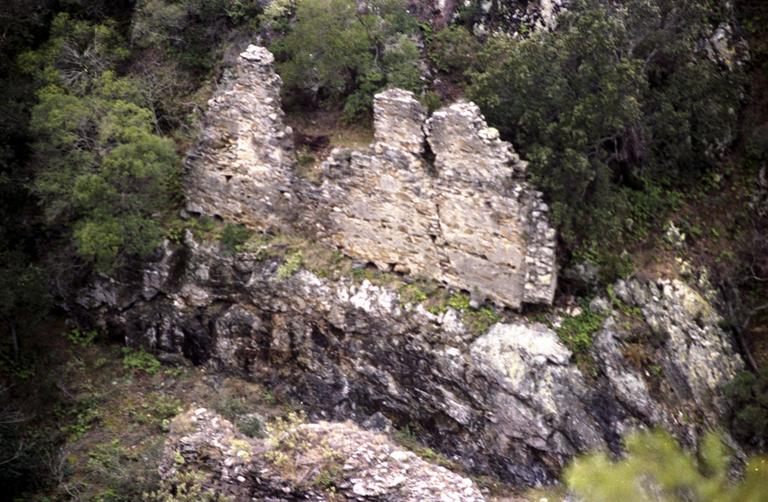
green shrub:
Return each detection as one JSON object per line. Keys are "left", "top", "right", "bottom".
{"left": 556, "top": 306, "right": 606, "bottom": 355}
{"left": 276, "top": 251, "right": 303, "bottom": 279}
{"left": 143, "top": 469, "right": 230, "bottom": 502}
{"left": 132, "top": 0, "right": 262, "bottom": 73}
{"left": 25, "top": 15, "right": 180, "bottom": 272}
{"left": 429, "top": 25, "right": 480, "bottom": 76}
{"left": 399, "top": 284, "right": 428, "bottom": 305}
{"left": 122, "top": 348, "right": 161, "bottom": 375}
{"left": 220, "top": 223, "right": 252, "bottom": 252}
{"left": 272, "top": 0, "right": 420, "bottom": 119}
{"left": 65, "top": 328, "right": 98, "bottom": 347}
{"left": 446, "top": 292, "right": 470, "bottom": 311}
{"left": 238, "top": 415, "right": 264, "bottom": 438}
{"left": 725, "top": 367, "right": 768, "bottom": 448}
{"left": 566, "top": 430, "right": 768, "bottom": 501}
{"left": 85, "top": 438, "right": 164, "bottom": 500}
{"left": 464, "top": 307, "right": 502, "bottom": 335}
{"left": 469, "top": 0, "right": 742, "bottom": 262}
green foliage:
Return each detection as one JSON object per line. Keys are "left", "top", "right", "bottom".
{"left": 58, "top": 393, "right": 103, "bottom": 440}
{"left": 238, "top": 415, "right": 264, "bottom": 438}
{"left": 566, "top": 430, "right": 768, "bottom": 501}
{"left": 122, "top": 348, "right": 162, "bottom": 375}
{"left": 85, "top": 438, "right": 164, "bottom": 501}
{"left": 276, "top": 251, "right": 303, "bottom": 279}
{"left": 429, "top": 25, "right": 481, "bottom": 77}
{"left": 129, "top": 394, "right": 183, "bottom": 431}
{"left": 220, "top": 223, "right": 252, "bottom": 253}
{"left": 469, "top": 0, "right": 742, "bottom": 262}
{"left": 725, "top": 367, "right": 768, "bottom": 448}
{"left": 0, "top": 248, "right": 50, "bottom": 357}
{"left": 273, "top": 0, "right": 421, "bottom": 120}
{"left": 464, "top": 307, "right": 502, "bottom": 335}
{"left": 422, "top": 290, "right": 502, "bottom": 335}
{"left": 65, "top": 328, "right": 99, "bottom": 348}
{"left": 24, "top": 14, "right": 180, "bottom": 273}
{"left": 399, "top": 284, "right": 428, "bottom": 305}
{"left": 556, "top": 305, "right": 606, "bottom": 355}
{"left": 446, "top": 292, "right": 471, "bottom": 311}
{"left": 132, "top": 0, "right": 262, "bottom": 73}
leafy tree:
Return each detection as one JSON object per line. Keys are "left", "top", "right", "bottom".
{"left": 131, "top": 0, "right": 262, "bottom": 74}
{"left": 272, "top": 0, "right": 421, "bottom": 119}
{"left": 566, "top": 430, "right": 768, "bottom": 501}
{"left": 23, "top": 14, "right": 180, "bottom": 273}
{"left": 469, "top": 0, "right": 742, "bottom": 260}
{"left": 725, "top": 368, "right": 768, "bottom": 450}
{"left": 429, "top": 25, "right": 481, "bottom": 77}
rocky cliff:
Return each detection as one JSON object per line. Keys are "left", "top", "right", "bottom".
{"left": 183, "top": 45, "right": 556, "bottom": 308}
{"left": 76, "top": 232, "right": 743, "bottom": 486}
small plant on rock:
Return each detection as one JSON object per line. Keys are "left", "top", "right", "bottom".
{"left": 143, "top": 469, "right": 230, "bottom": 502}
{"left": 122, "top": 348, "right": 162, "bottom": 375}
{"left": 220, "top": 223, "right": 252, "bottom": 253}
{"left": 276, "top": 251, "right": 303, "bottom": 279}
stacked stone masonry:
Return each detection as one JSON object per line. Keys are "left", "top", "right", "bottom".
{"left": 184, "top": 45, "right": 557, "bottom": 307}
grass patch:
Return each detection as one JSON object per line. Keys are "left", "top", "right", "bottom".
{"left": 122, "top": 348, "right": 162, "bottom": 375}
{"left": 556, "top": 306, "right": 606, "bottom": 355}
{"left": 394, "top": 424, "right": 458, "bottom": 470}
{"left": 220, "top": 223, "right": 252, "bottom": 253}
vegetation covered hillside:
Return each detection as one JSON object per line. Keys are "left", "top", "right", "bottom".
{"left": 0, "top": 0, "right": 767, "bottom": 500}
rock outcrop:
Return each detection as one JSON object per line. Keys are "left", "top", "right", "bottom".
{"left": 75, "top": 234, "right": 743, "bottom": 486}
{"left": 160, "top": 407, "right": 485, "bottom": 501}
{"left": 183, "top": 45, "right": 556, "bottom": 308}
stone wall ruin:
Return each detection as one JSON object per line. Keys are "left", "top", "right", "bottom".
{"left": 184, "top": 45, "right": 557, "bottom": 307}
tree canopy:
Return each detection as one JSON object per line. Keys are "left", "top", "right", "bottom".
{"left": 22, "top": 14, "right": 180, "bottom": 272}
{"left": 469, "top": 0, "right": 742, "bottom": 260}
{"left": 271, "top": 0, "right": 422, "bottom": 119}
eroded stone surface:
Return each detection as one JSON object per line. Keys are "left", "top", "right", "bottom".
{"left": 183, "top": 45, "right": 557, "bottom": 307}
{"left": 160, "top": 408, "right": 485, "bottom": 501}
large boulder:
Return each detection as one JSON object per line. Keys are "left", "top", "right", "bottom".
{"left": 159, "top": 407, "right": 485, "bottom": 501}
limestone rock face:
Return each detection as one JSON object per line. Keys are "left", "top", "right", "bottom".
{"left": 183, "top": 45, "right": 557, "bottom": 308}
{"left": 611, "top": 278, "right": 744, "bottom": 425}
{"left": 185, "top": 45, "right": 295, "bottom": 229}
{"left": 160, "top": 408, "right": 484, "bottom": 501}
{"left": 75, "top": 236, "right": 743, "bottom": 486}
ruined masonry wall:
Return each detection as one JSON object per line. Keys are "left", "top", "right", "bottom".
{"left": 184, "top": 45, "right": 557, "bottom": 307}
{"left": 185, "top": 45, "right": 295, "bottom": 228}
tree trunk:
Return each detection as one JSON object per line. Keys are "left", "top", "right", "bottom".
{"left": 10, "top": 322, "right": 19, "bottom": 361}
